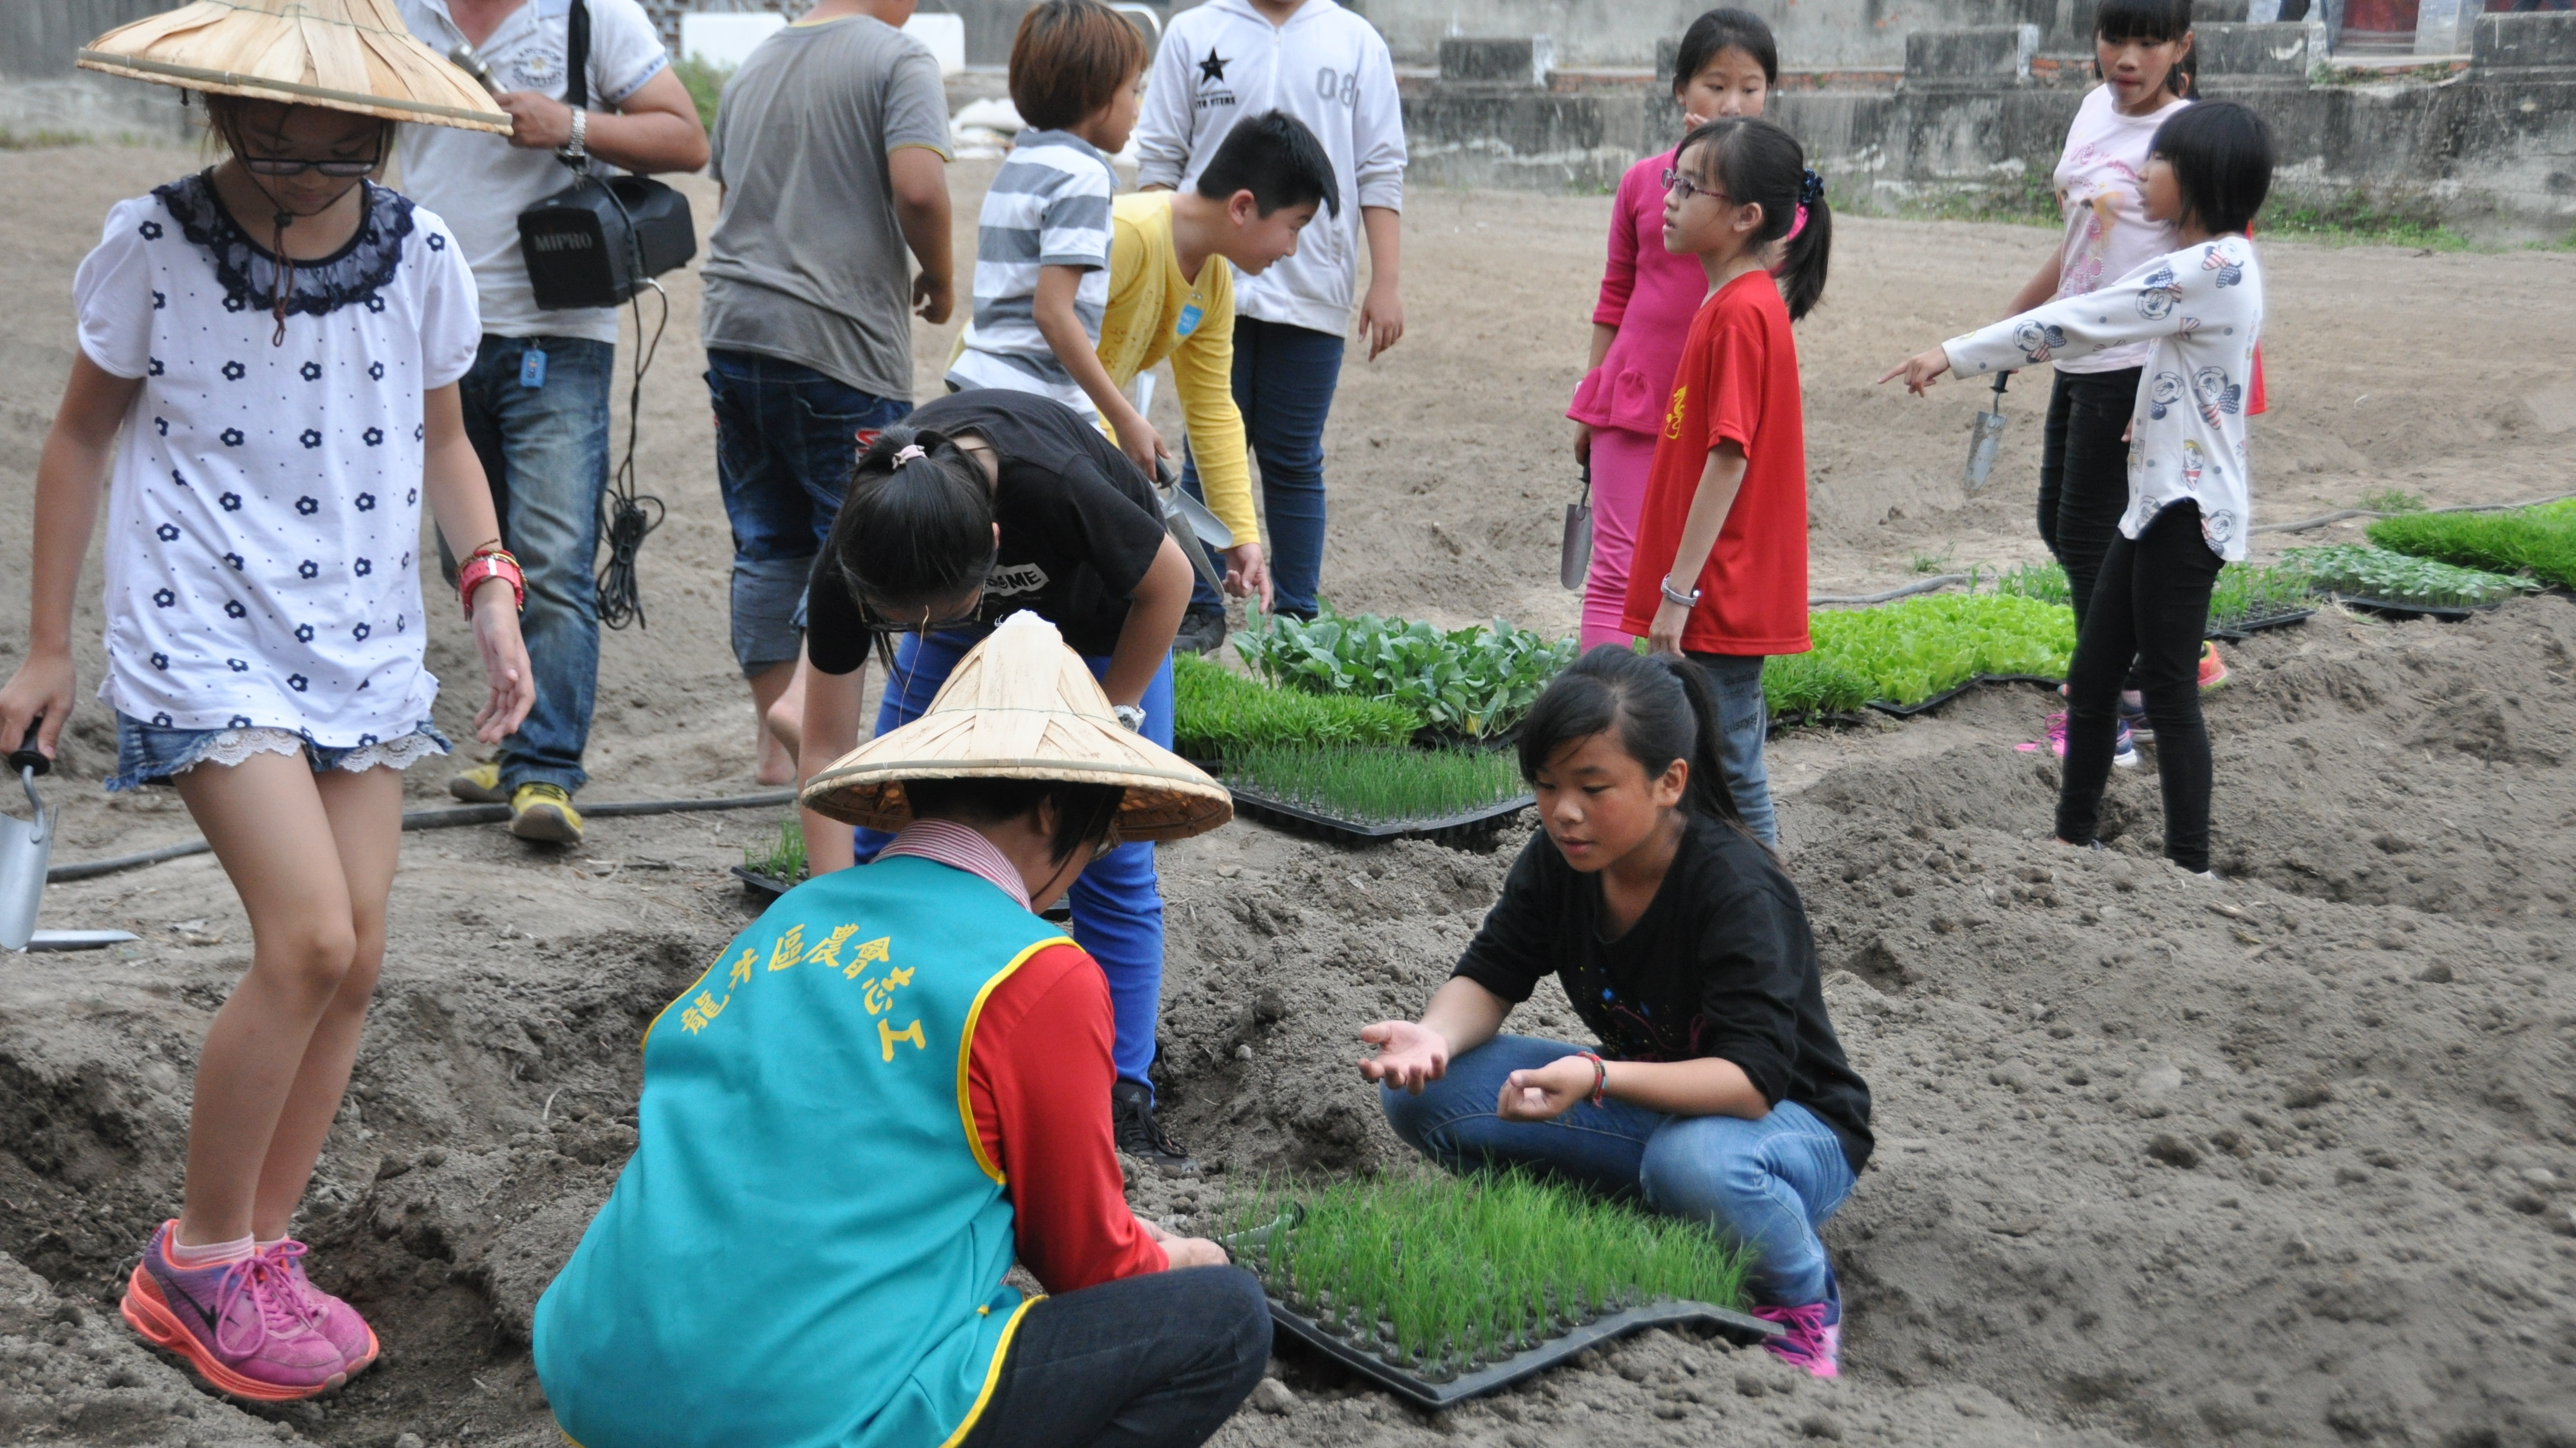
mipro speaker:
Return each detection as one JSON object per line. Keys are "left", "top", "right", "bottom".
{"left": 518, "top": 174, "right": 696, "bottom": 312}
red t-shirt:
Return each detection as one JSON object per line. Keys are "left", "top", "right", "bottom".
{"left": 1620, "top": 271, "right": 1810, "bottom": 656}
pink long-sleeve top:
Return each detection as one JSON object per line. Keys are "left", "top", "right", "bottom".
{"left": 1568, "top": 148, "right": 1711, "bottom": 439}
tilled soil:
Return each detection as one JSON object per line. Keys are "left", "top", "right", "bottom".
{"left": 2, "top": 144, "right": 2574, "bottom": 1447}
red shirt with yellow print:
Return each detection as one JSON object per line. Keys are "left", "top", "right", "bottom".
{"left": 1620, "top": 270, "right": 1811, "bottom": 657}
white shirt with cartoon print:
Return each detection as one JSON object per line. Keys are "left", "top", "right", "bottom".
{"left": 1945, "top": 235, "right": 2264, "bottom": 561}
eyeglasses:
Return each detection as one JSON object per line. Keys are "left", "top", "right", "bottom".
{"left": 1660, "top": 168, "right": 1730, "bottom": 206}
{"left": 240, "top": 153, "right": 382, "bottom": 178}
{"left": 1092, "top": 822, "right": 1125, "bottom": 862}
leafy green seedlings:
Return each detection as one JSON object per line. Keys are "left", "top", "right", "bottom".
{"left": 2368, "top": 501, "right": 2576, "bottom": 591}
{"left": 2283, "top": 545, "right": 2539, "bottom": 609}
{"left": 1219, "top": 745, "right": 1525, "bottom": 824}
{"left": 1988, "top": 561, "right": 2073, "bottom": 607}
{"left": 1235, "top": 606, "right": 1578, "bottom": 740}
{"left": 1762, "top": 651, "right": 1870, "bottom": 718}
{"left": 1171, "top": 654, "right": 1422, "bottom": 760}
{"left": 1806, "top": 592, "right": 2076, "bottom": 707}
{"left": 741, "top": 816, "right": 805, "bottom": 885}
{"left": 1226, "top": 1170, "right": 1753, "bottom": 1382}
{"left": 2204, "top": 560, "right": 2317, "bottom": 632}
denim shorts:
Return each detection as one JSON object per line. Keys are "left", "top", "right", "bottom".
{"left": 106, "top": 712, "right": 452, "bottom": 792}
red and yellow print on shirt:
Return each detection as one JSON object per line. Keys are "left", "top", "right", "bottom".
{"left": 1663, "top": 383, "right": 1687, "bottom": 441}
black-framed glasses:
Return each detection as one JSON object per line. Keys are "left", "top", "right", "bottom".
{"left": 1660, "top": 167, "right": 1730, "bottom": 206}
{"left": 240, "top": 148, "right": 382, "bottom": 178}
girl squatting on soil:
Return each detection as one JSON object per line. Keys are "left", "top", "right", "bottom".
{"left": 1569, "top": 7, "right": 1777, "bottom": 652}
{"left": 1622, "top": 116, "right": 1833, "bottom": 846}
{"left": 0, "top": 80, "right": 536, "bottom": 1401}
{"left": 1357, "top": 648, "right": 1874, "bottom": 1379}
{"left": 1886, "top": 102, "right": 2277, "bottom": 877}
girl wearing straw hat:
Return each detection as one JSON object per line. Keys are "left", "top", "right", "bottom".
{"left": 534, "top": 612, "right": 1267, "bottom": 1448}
{"left": 0, "top": 0, "right": 530, "bottom": 1402}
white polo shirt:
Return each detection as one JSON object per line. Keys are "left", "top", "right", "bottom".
{"left": 394, "top": 0, "right": 670, "bottom": 343}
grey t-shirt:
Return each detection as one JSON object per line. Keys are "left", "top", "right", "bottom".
{"left": 701, "top": 16, "right": 951, "bottom": 399}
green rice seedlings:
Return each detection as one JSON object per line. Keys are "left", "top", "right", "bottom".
{"left": 1762, "top": 650, "right": 1870, "bottom": 719}
{"left": 2282, "top": 543, "right": 2540, "bottom": 609}
{"left": 2204, "top": 559, "right": 2317, "bottom": 631}
{"left": 1220, "top": 745, "right": 1526, "bottom": 824}
{"left": 1170, "top": 653, "right": 1421, "bottom": 760}
{"left": 2367, "top": 500, "right": 2576, "bottom": 592}
{"left": 741, "top": 815, "right": 805, "bottom": 883}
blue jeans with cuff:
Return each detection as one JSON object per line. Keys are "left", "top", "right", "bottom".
{"left": 1684, "top": 651, "right": 1777, "bottom": 845}
{"left": 851, "top": 627, "right": 1178, "bottom": 1093}
{"left": 1180, "top": 317, "right": 1342, "bottom": 621}
{"left": 1380, "top": 1034, "right": 1854, "bottom": 1306}
{"left": 954, "top": 1266, "right": 1270, "bottom": 1448}
{"left": 706, "top": 350, "right": 912, "bottom": 677}
{"left": 456, "top": 334, "right": 612, "bottom": 796}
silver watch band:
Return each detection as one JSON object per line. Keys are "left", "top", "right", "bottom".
{"left": 1660, "top": 575, "right": 1702, "bottom": 609}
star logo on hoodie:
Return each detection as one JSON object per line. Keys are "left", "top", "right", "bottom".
{"left": 1199, "top": 47, "right": 1228, "bottom": 83}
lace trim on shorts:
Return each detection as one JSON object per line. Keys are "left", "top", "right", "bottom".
{"left": 191, "top": 727, "right": 311, "bottom": 770}
{"left": 334, "top": 730, "right": 446, "bottom": 774}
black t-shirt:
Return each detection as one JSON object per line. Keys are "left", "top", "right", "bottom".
{"left": 1455, "top": 814, "right": 1874, "bottom": 1171}
{"left": 807, "top": 390, "right": 1169, "bottom": 669}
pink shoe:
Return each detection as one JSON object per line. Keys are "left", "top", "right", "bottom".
{"left": 119, "top": 1221, "right": 347, "bottom": 1401}
{"left": 1753, "top": 1298, "right": 1842, "bottom": 1379}
{"left": 264, "top": 1239, "right": 379, "bottom": 1378}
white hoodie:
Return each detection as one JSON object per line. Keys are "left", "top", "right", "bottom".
{"left": 1134, "top": 0, "right": 1407, "bottom": 337}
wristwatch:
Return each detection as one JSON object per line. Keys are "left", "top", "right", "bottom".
{"left": 557, "top": 106, "right": 587, "bottom": 168}
{"left": 1113, "top": 704, "right": 1147, "bottom": 733}
{"left": 1659, "top": 574, "right": 1703, "bottom": 609}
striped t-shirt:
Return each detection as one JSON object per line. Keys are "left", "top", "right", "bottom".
{"left": 948, "top": 130, "right": 1116, "bottom": 409}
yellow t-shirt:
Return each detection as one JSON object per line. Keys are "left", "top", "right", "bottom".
{"left": 1098, "top": 192, "right": 1257, "bottom": 545}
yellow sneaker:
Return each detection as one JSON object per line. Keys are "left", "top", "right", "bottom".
{"left": 449, "top": 760, "right": 508, "bottom": 804}
{"left": 509, "top": 783, "right": 583, "bottom": 844}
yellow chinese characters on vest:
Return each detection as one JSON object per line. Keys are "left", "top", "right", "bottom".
{"left": 676, "top": 924, "right": 925, "bottom": 1063}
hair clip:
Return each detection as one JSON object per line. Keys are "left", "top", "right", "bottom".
{"left": 1799, "top": 168, "right": 1826, "bottom": 206}
{"left": 892, "top": 443, "right": 927, "bottom": 467}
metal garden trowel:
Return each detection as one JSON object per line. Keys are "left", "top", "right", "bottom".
{"left": 1962, "top": 370, "right": 2014, "bottom": 493}
{"left": 1, "top": 719, "right": 55, "bottom": 952}
{"left": 1559, "top": 459, "right": 1594, "bottom": 592}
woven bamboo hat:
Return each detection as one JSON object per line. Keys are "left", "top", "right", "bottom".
{"left": 801, "top": 612, "right": 1234, "bottom": 843}
{"left": 78, "top": 0, "right": 510, "bottom": 133}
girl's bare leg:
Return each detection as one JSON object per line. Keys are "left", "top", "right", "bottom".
{"left": 249, "top": 762, "right": 402, "bottom": 1239}
{"left": 170, "top": 751, "right": 364, "bottom": 1245}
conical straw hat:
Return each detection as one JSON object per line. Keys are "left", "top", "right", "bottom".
{"left": 78, "top": 0, "right": 510, "bottom": 133}
{"left": 802, "top": 612, "right": 1234, "bottom": 843}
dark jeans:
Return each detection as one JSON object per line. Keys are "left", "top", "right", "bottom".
{"left": 457, "top": 334, "right": 613, "bottom": 794}
{"left": 2037, "top": 366, "right": 2143, "bottom": 644}
{"left": 955, "top": 1267, "right": 1271, "bottom": 1448}
{"left": 1684, "top": 652, "right": 1776, "bottom": 844}
{"left": 1181, "top": 317, "right": 1342, "bottom": 619}
{"left": 2057, "top": 501, "right": 2224, "bottom": 871}
{"left": 706, "top": 349, "right": 912, "bottom": 676}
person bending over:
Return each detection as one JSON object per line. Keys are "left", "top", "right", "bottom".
{"left": 1357, "top": 645, "right": 1873, "bottom": 1377}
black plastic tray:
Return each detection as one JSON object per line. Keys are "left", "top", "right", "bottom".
{"left": 2205, "top": 606, "right": 2315, "bottom": 641}
{"left": 1224, "top": 785, "right": 1534, "bottom": 849}
{"left": 1266, "top": 1295, "right": 1779, "bottom": 1409}
{"left": 2325, "top": 592, "right": 2504, "bottom": 621}
{"left": 1866, "top": 672, "right": 2063, "bottom": 718}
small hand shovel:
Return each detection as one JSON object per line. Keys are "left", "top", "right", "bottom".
{"left": 1559, "top": 460, "right": 1594, "bottom": 592}
{"left": 1962, "top": 370, "right": 2014, "bottom": 493}
{"left": 1, "top": 718, "right": 54, "bottom": 953}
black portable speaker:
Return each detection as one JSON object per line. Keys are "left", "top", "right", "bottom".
{"left": 519, "top": 175, "right": 695, "bottom": 311}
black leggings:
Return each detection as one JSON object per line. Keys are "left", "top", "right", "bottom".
{"left": 2037, "top": 366, "right": 2144, "bottom": 642}
{"left": 956, "top": 1266, "right": 1271, "bottom": 1448}
{"left": 2056, "top": 501, "right": 2225, "bottom": 872}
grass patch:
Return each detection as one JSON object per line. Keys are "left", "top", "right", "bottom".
{"left": 673, "top": 55, "right": 735, "bottom": 133}
{"left": 1172, "top": 654, "right": 1420, "bottom": 759}
{"left": 1219, "top": 745, "right": 1525, "bottom": 824}
{"left": 2358, "top": 488, "right": 2427, "bottom": 515}
{"left": 1236, "top": 606, "right": 1576, "bottom": 741}
{"left": 1227, "top": 1169, "right": 1753, "bottom": 1380}
{"left": 741, "top": 815, "right": 804, "bottom": 883}
{"left": 2367, "top": 501, "right": 2576, "bottom": 590}
{"left": 1807, "top": 592, "right": 2076, "bottom": 707}
{"left": 2285, "top": 544, "right": 2539, "bottom": 609}
{"left": 0, "top": 128, "right": 94, "bottom": 151}
{"left": 2262, "top": 187, "right": 2472, "bottom": 250}
{"left": 1888, "top": 166, "right": 2061, "bottom": 228}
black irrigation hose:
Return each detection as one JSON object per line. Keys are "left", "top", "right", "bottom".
{"left": 43, "top": 790, "right": 796, "bottom": 885}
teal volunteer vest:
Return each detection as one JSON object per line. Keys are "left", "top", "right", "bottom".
{"left": 532, "top": 855, "right": 1070, "bottom": 1448}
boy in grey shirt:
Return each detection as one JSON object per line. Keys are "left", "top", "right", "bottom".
{"left": 699, "top": 0, "right": 954, "bottom": 785}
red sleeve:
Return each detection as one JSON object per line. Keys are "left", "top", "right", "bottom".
{"left": 1702, "top": 298, "right": 1770, "bottom": 455}
{"left": 1591, "top": 169, "right": 1643, "bottom": 329}
{"left": 966, "top": 942, "right": 1167, "bottom": 1291}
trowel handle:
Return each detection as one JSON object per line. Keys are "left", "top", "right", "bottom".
{"left": 8, "top": 714, "right": 46, "bottom": 777}
{"left": 1990, "top": 371, "right": 2013, "bottom": 403}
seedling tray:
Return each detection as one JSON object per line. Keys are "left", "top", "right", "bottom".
{"left": 1223, "top": 783, "right": 1534, "bottom": 849}
{"left": 1265, "top": 1294, "right": 1778, "bottom": 1409}
{"left": 2325, "top": 592, "right": 2501, "bottom": 621}
{"left": 2204, "top": 606, "right": 2314, "bottom": 641}
{"left": 1866, "top": 672, "right": 2063, "bottom": 718}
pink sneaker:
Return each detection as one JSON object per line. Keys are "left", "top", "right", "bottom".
{"left": 1753, "top": 1297, "right": 1842, "bottom": 1379}
{"left": 263, "top": 1239, "right": 379, "bottom": 1378}
{"left": 119, "top": 1221, "right": 347, "bottom": 1401}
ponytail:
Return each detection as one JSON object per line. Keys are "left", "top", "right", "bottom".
{"left": 822, "top": 426, "right": 995, "bottom": 663}
{"left": 1517, "top": 645, "right": 1756, "bottom": 841}
{"left": 1676, "top": 116, "right": 1832, "bottom": 320}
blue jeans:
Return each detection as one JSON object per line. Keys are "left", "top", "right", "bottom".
{"left": 706, "top": 350, "right": 912, "bottom": 677}
{"left": 1685, "top": 652, "right": 1777, "bottom": 844}
{"left": 457, "top": 334, "right": 612, "bottom": 795}
{"left": 106, "top": 712, "right": 452, "bottom": 792}
{"left": 1380, "top": 1035, "right": 1853, "bottom": 1306}
{"left": 852, "top": 628, "right": 1177, "bottom": 1092}
{"left": 1181, "top": 318, "right": 1342, "bottom": 619}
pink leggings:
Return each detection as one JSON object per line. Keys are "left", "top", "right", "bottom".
{"left": 1580, "top": 427, "right": 1660, "bottom": 650}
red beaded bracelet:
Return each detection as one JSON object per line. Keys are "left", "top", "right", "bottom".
{"left": 457, "top": 546, "right": 525, "bottom": 618}
{"left": 1575, "top": 1050, "right": 1608, "bottom": 1108}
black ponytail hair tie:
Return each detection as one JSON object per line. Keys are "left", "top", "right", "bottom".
{"left": 1800, "top": 168, "right": 1826, "bottom": 206}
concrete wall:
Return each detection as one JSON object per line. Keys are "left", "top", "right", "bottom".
{"left": 0, "top": 0, "right": 192, "bottom": 141}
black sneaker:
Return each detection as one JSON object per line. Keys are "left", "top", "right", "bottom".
{"left": 1173, "top": 607, "right": 1228, "bottom": 657}
{"left": 1111, "top": 1080, "right": 1196, "bottom": 1172}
